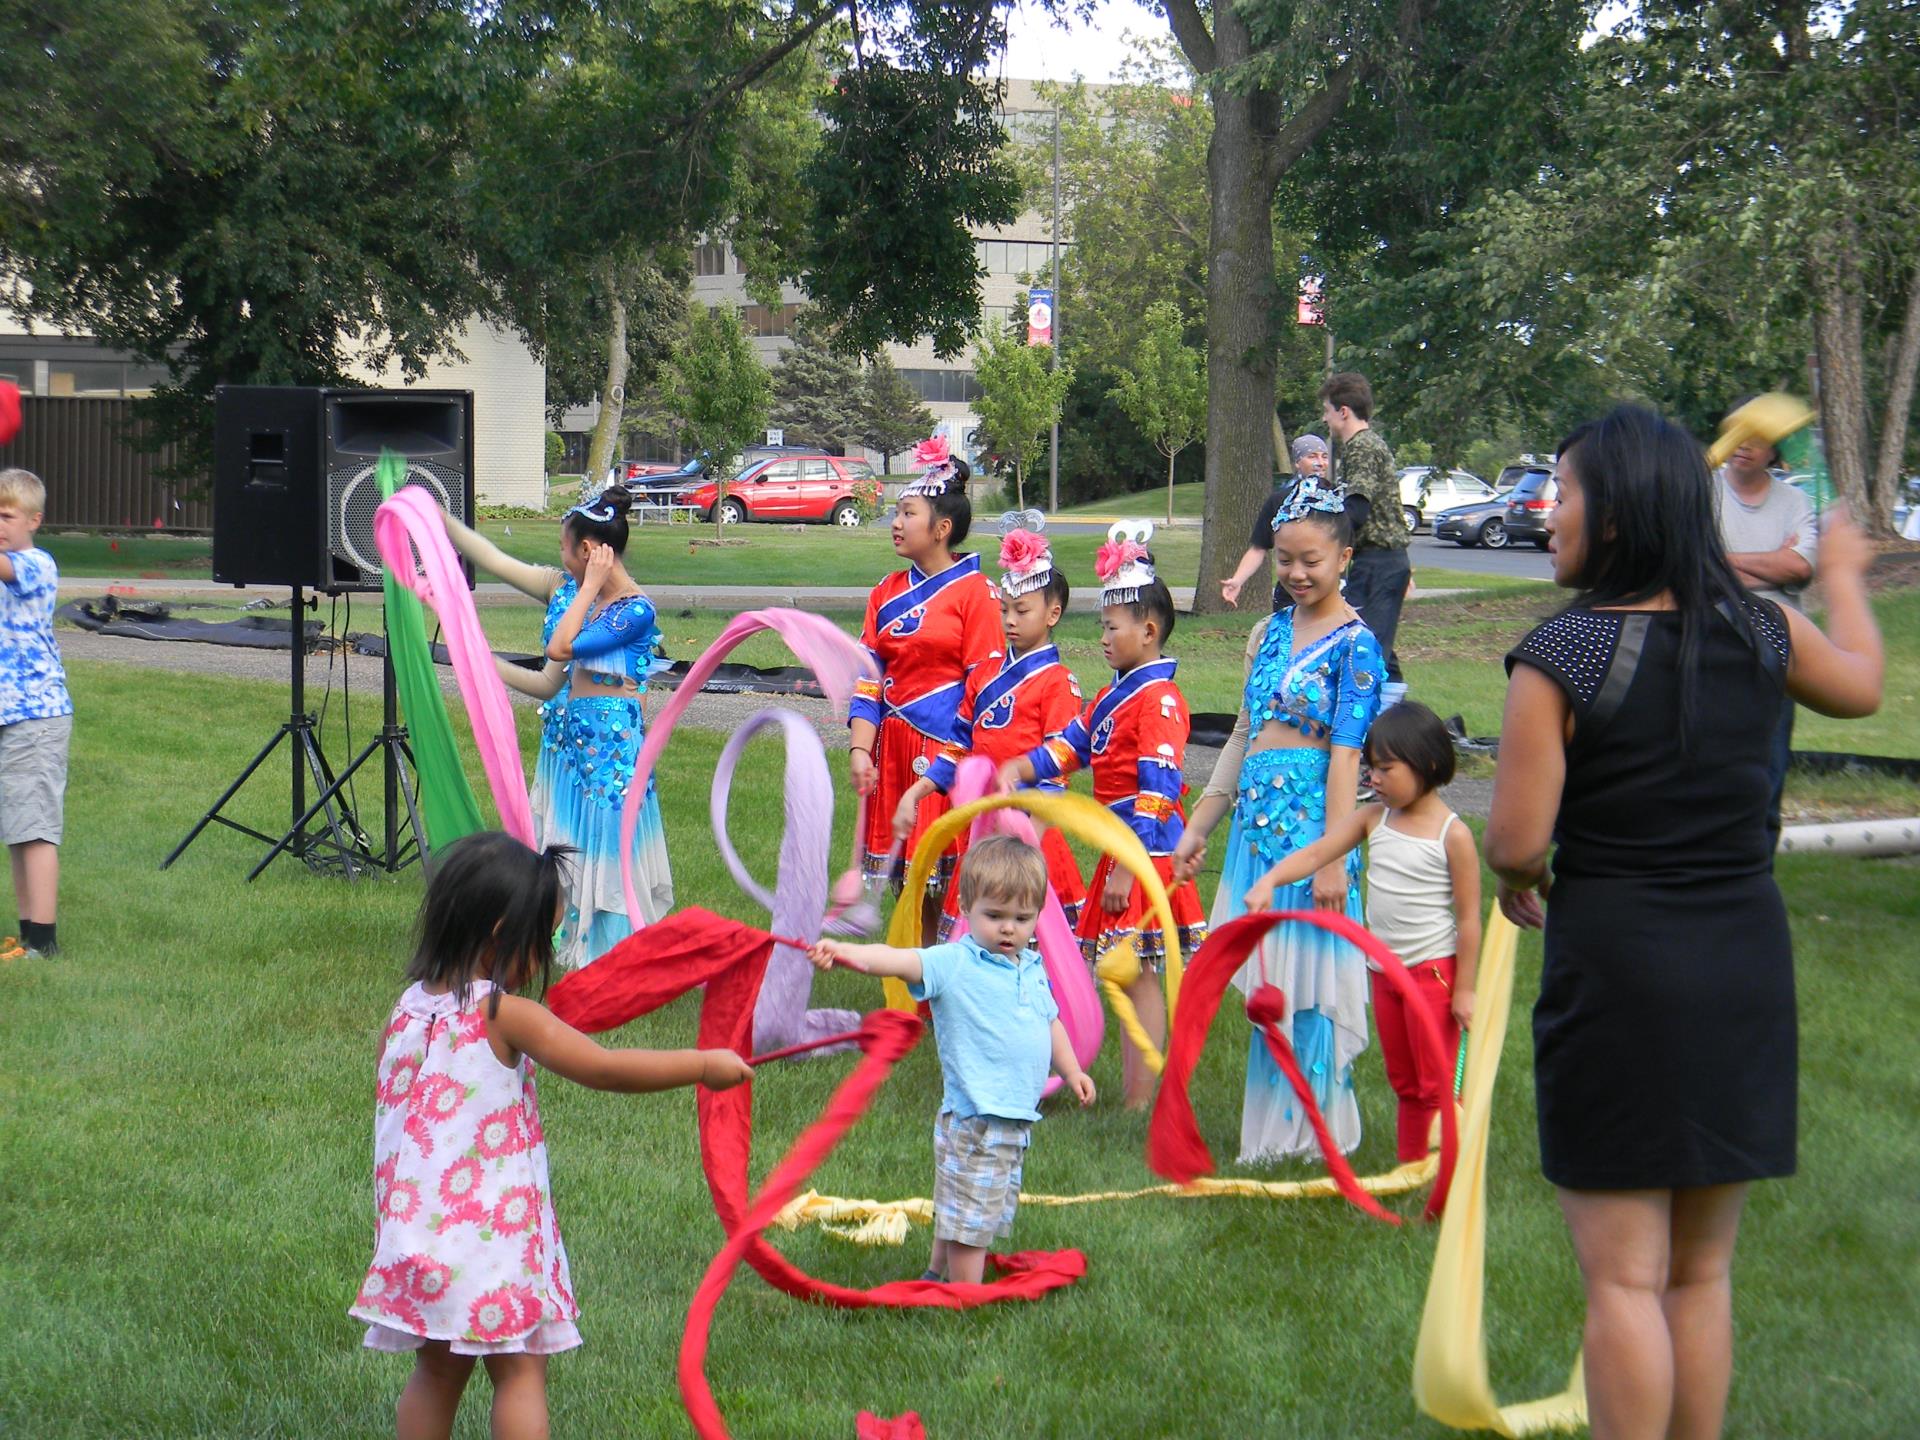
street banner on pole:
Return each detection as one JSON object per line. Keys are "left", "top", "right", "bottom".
{"left": 1027, "top": 288, "right": 1055, "bottom": 347}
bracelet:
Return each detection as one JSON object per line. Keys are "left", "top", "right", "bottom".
{"left": 850, "top": 746, "right": 872, "bottom": 757}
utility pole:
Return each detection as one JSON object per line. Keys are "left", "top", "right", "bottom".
{"left": 1049, "top": 102, "right": 1062, "bottom": 514}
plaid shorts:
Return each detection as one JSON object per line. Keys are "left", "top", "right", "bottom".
{"left": 932, "top": 1111, "right": 1032, "bottom": 1247}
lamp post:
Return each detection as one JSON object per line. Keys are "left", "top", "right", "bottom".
{"left": 1049, "top": 101, "right": 1062, "bottom": 514}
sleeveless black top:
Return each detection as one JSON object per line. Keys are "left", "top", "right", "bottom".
{"left": 1505, "top": 597, "right": 1791, "bottom": 883}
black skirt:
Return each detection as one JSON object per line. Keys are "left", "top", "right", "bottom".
{"left": 1534, "top": 872, "right": 1796, "bottom": 1190}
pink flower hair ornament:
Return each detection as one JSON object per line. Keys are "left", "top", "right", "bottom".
{"left": 1093, "top": 539, "right": 1149, "bottom": 582}
{"left": 1096, "top": 520, "right": 1157, "bottom": 604}
{"left": 910, "top": 435, "right": 950, "bottom": 468}
{"left": 998, "top": 529, "right": 1055, "bottom": 597}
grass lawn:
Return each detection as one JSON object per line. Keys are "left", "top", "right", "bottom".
{"left": 3, "top": 643, "right": 1917, "bottom": 1437}
{"left": 1055, "top": 480, "right": 1207, "bottom": 520}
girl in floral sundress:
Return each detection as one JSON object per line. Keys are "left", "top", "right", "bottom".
{"left": 350, "top": 832, "right": 750, "bottom": 1440}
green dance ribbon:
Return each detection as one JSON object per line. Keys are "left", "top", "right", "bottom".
{"left": 378, "top": 450, "right": 485, "bottom": 850}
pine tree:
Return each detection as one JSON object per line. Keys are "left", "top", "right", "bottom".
{"left": 768, "top": 310, "right": 866, "bottom": 452}
{"left": 858, "top": 354, "right": 936, "bottom": 472}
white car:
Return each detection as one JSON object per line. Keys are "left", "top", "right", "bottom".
{"left": 1397, "top": 467, "right": 1498, "bottom": 534}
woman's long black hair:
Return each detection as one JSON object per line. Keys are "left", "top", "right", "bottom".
{"left": 406, "top": 832, "right": 575, "bottom": 1015}
{"left": 1556, "top": 405, "right": 1760, "bottom": 744}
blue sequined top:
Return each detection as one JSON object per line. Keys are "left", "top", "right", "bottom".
{"left": 1242, "top": 608, "right": 1384, "bottom": 749}
{"left": 541, "top": 575, "right": 669, "bottom": 689}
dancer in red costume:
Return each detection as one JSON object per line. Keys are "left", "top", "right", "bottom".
{"left": 996, "top": 525, "right": 1206, "bottom": 1105}
{"left": 849, "top": 437, "right": 1001, "bottom": 936}
{"left": 893, "top": 525, "right": 1087, "bottom": 935}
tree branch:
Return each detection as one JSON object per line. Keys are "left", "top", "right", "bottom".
{"left": 1162, "top": 0, "right": 1216, "bottom": 75}
{"left": 1260, "top": 0, "right": 1428, "bottom": 187}
{"left": 1258, "top": 56, "right": 1359, "bottom": 187}
{"left": 688, "top": 2, "right": 844, "bottom": 134}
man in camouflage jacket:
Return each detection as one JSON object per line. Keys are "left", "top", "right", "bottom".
{"left": 1323, "top": 372, "right": 1408, "bottom": 684}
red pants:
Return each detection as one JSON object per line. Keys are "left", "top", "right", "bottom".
{"left": 1371, "top": 955, "right": 1460, "bottom": 1162}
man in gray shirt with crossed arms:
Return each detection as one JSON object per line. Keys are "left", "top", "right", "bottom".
{"left": 1713, "top": 397, "right": 1817, "bottom": 849}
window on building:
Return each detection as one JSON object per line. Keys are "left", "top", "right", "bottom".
{"left": 694, "top": 243, "right": 729, "bottom": 276}
{"left": 899, "top": 369, "right": 981, "bottom": 404}
{"left": 46, "top": 361, "right": 129, "bottom": 397}
{"left": 738, "top": 303, "right": 800, "bottom": 337}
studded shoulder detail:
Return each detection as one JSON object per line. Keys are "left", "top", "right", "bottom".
{"left": 1506, "top": 608, "right": 1623, "bottom": 709}
{"left": 1741, "top": 595, "right": 1792, "bottom": 670}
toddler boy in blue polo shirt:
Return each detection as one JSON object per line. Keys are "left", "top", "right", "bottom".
{"left": 811, "top": 834, "right": 1094, "bottom": 1283}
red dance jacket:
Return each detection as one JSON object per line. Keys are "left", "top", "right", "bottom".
{"left": 1023, "top": 658, "right": 1189, "bottom": 855}
{"left": 849, "top": 553, "right": 1002, "bottom": 740}
{"left": 924, "top": 643, "right": 1083, "bottom": 793}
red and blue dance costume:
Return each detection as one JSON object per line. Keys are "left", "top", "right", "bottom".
{"left": 1023, "top": 659, "right": 1207, "bottom": 968}
{"left": 852, "top": 553, "right": 1001, "bottom": 886}
{"left": 925, "top": 644, "right": 1089, "bottom": 931}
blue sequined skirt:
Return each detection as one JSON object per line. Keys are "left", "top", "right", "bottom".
{"left": 531, "top": 694, "right": 673, "bottom": 970}
{"left": 1212, "top": 747, "right": 1369, "bottom": 1162}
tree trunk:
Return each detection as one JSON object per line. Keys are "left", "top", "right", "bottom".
{"left": 1807, "top": 211, "right": 1886, "bottom": 532}
{"left": 1166, "top": 446, "right": 1177, "bottom": 524}
{"left": 1872, "top": 253, "right": 1920, "bottom": 529}
{"left": 1192, "top": 89, "right": 1281, "bottom": 614}
{"left": 585, "top": 261, "right": 629, "bottom": 493}
{"left": 1015, "top": 461, "right": 1024, "bottom": 511}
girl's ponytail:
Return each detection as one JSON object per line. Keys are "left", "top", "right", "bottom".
{"left": 407, "top": 833, "right": 577, "bottom": 1014}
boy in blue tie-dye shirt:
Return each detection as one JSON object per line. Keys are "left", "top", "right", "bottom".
{"left": 0, "top": 468, "right": 72, "bottom": 960}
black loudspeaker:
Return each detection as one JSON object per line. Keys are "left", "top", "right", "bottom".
{"left": 214, "top": 386, "right": 475, "bottom": 591}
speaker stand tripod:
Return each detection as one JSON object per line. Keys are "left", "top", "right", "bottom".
{"left": 161, "top": 585, "right": 425, "bottom": 879}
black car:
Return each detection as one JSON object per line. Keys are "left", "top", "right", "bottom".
{"left": 1432, "top": 493, "right": 1514, "bottom": 548}
{"left": 1436, "top": 463, "right": 1552, "bottom": 548}
{"left": 1502, "top": 469, "right": 1558, "bottom": 549}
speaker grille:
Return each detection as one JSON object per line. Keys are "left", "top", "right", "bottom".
{"left": 327, "top": 458, "right": 467, "bottom": 579}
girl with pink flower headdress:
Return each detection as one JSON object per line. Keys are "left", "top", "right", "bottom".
{"left": 351, "top": 832, "right": 750, "bottom": 1439}
{"left": 850, "top": 436, "right": 1002, "bottom": 933}
{"left": 995, "top": 524, "right": 1207, "bottom": 1105}
{"left": 893, "top": 525, "right": 1088, "bottom": 933}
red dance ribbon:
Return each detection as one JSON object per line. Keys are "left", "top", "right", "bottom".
{"left": 545, "top": 908, "right": 1086, "bottom": 1440}
{"left": 1148, "top": 910, "right": 1460, "bottom": 1223}
{"left": 857, "top": 1414, "right": 927, "bottom": 1440}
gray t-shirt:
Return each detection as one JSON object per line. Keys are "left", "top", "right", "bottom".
{"left": 1714, "top": 471, "right": 1816, "bottom": 611}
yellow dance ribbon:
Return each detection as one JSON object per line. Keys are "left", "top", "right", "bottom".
{"left": 773, "top": 1155, "right": 1441, "bottom": 1246}
{"left": 881, "top": 789, "right": 1183, "bottom": 1072}
{"left": 1411, "top": 910, "right": 1587, "bottom": 1434}
{"left": 1705, "top": 391, "right": 1814, "bottom": 469}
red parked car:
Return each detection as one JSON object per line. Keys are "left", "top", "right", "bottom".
{"left": 680, "top": 453, "right": 880, "bottom": 527}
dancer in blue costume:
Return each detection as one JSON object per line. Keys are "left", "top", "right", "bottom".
{"left": 441, "top": 486, "right": 673, "bottom": 968}
{"left": 1173, "top": 479, "right": 1383, "bottom": 1161}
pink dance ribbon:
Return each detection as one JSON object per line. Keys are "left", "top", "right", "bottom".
{"left": 619, "top": 609, "right": 875, "bottom": 928}
{"left": 372, "top": 489, "right": 534, "bottom": 844}
{"left": 944, "top": 757, "right": 1105, "bottom": 1092}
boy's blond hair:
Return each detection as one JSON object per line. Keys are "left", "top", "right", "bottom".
{"left": 0, "top": 467, "right": 46, "bottom": 515}
{"left": 955, "top": 833, "right": 1048, "bottom": 912}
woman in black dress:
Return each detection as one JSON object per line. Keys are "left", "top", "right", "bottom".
{"left": 1486, "top": 406, "right": 1882, "bottom": 1440}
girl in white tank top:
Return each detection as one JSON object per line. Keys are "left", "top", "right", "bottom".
{"left": 1242, "top": 702, "right": 1482, "bottom": 1162}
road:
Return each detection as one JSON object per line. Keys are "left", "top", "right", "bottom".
{"left": 1043, "top": 518, "right": 1552, "bottom": 581}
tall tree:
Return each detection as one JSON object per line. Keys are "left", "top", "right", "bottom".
{"left": 0, "top": 0, "right": 498, "bottom": 472}
{"left": 858, "top": 354, "right": 936, "bottom": 472}
{"left": 1109, "top": 302, "right": 1208, "bottom": 523}
{"left": 974, "top": 321, "right": 1073, "bottom": 511}
{"left": 665, "top": 304, "right": 772, "bottom": 540}
{"left": 769, "top": 310, "right": 866, "bottom": 452}
{"left": 1134, "top": 0, "right": 1589, "bottom": 610}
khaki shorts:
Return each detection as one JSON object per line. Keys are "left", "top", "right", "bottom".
{"left": 0, "top": 712, "right": 71, "bottom": 846}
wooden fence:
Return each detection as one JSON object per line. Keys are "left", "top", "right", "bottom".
{"left": 0, "top": 396, "right": 212, "bottom": 531}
